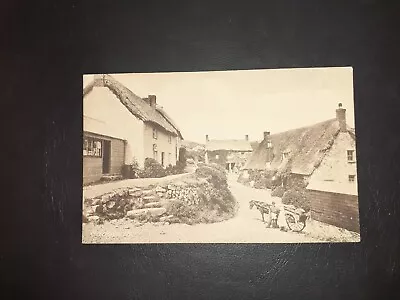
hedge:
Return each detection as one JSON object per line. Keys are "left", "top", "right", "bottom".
{"left": 138, "top": 158, "right": 166, "bottom": 178}
{"left": 281, "top": 188, "right": 310, "bottom": 211}
{"left": 271, "top": 186, "right": 285, "bottom": 198}
{"left": 195, "top": 164, "right": 227, "bottom": 188}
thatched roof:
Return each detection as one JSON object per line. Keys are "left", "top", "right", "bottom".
{"left": 83, "top": 74, "right": 179, "bottom": 135}
{"left": 250, "top": 141, "right": 260, "bottom": 150}
{"left": 206, "top": 140, "right": 253, "bottom": 152}
{"left": 156, "top": 105, "right": 184, "bottom": 139}
{"left": 181, "top": 140, "right": 205, "bottom": 149}
{"left": 244, "top": 119, "right": 342, "bottom": 175}
{"left": 348, "top": 128, "right": 356, "bottom": 140}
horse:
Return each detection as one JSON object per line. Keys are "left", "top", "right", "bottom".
{"left": 249, "top": 200, "right": 271, "bottom": 223}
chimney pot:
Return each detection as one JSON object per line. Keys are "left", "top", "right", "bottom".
{"left": 245, "top": 135, "right": 249, "bottom": 141}
{"left": 148, "top": 95, "right": 157, "bottom": 108}
{"left": 336, "top": 103, "right": 347, "bottom": 132}
{"left": 264, "top": 131, "right": 270, "bottom": 140}
{"left": 206, "top": 135, "right": 209, "bottom": 142}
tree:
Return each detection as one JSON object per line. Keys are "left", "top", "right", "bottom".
{"left": 179, "top": 147, "right": 187, "bottom": 167}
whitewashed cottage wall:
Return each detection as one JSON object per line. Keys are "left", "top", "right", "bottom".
{"left": 83, "top": 87, "right": 146, "bottom": 167}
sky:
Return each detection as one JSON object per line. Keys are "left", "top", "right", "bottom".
{"left": 83, "top": 67, "right": 354, "bottom": 144}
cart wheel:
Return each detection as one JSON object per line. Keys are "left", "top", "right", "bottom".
{"left": 285, "top": 214, "right": 306, "bottom": 232}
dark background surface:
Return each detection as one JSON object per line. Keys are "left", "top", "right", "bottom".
{"left": 2, "top": 0, "right": 400, "bottom": 299}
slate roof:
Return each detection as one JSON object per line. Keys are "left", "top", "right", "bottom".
{"left": 306, "top": 180, "right": 358, "bottom": 196}
{"left": 83, "top": 74, "right": 179, "bottom": 136}
{"left": 206, "top": 140, "right": 253, "bottom": 152}
{"left": 244, "top": 119, "right": 342, "bottom": 175}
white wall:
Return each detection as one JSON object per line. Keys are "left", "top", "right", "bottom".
{"left": 307, "top": 132, "right": 358, "bottom": 195}
{"left": 83, "top": 87, "right": 145, "bottom": 167}
{"left": 143, "top": 123, "right": 179, "bottom": 166}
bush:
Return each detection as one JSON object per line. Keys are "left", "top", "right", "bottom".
{"left": 285, "top": 175, "right": 308, "bottom": 190}
{"left": 271, "top": 186, "right": 285, "bottom": 198}
{"left": 139, "top": 158, "right": 166, "bottom": 178}
{"left": 208, "top": 163, "right": 227, "bottom": 174}
{"left": 166, "top": 200, "right": 198, "bottom": 219}
{"left": 163, "top": 172, "right": 237, "bottom": 225}
{"left": 178, "top": 147, "right": 187, "bottom": 168}
{"left": 281, "top": 189, "right": 310, "bottom": 211}
{"left": 271, "top": 175, "right": 282, "bottom": 189}
{"left": 247, "top": 170, "right": 276, "bottom": 190}
{"left": 165, "top": 163, "right": 186, "bottom": 176}
{"left": 122, "top": 159, "right": 140, "bottom": 179}
{"left": 195, "top": 165, "right": 227, "bottom": 188}
{"left": 176, "top": 160, "right": 186, "bottom": 172}
{"left": 165, "top": 164, "right": 175, "bottom": 176}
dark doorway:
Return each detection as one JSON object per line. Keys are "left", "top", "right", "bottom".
{"left": 102, "top": 140, "right": 111, "bottom": 174}
{"left": 161, "top": 152, "right": 165, "bottom": 167}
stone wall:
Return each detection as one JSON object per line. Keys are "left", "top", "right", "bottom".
{"left": 83, "top": 177, "right": 228, "bottom": 226}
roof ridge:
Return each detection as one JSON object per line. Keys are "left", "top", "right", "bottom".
{"left": 271, "top": 118, "right": 337, "bottom": 136}
{"left": 83, "top": 74, "right": 179, "bottom": 135}
{"left": 208, "top": 139, "right": 250, "bottom": 142}
{"left": 244, "top": 118, "right": 341, "bottom": 173}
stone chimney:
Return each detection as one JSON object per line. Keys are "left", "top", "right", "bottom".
{"left": 264, "top": 131, "right": 272, "bottom": 148}
{"left": 93, "top": 74, "right": 105, "bottom": 87}
{"left": 336, "top": 103, "right": 347, "bottom": 132}
{"left": 148, "top": 95, "right": 157, "bottom": 108}
{"left": 264, "top": 131, "right": 270, "bottom": 140}
{"left": 245, "top": 135, "right": 249, "bottom": 141}
{"left": 206, "top": 135, "right": 209, "bottom": 142}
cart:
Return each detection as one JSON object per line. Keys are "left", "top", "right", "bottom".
{"left": 283, "top": 204, "right": 308, "bottom": 232}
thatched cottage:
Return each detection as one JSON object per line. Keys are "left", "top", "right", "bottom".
{"left": 205, "top": 135, "right": 253, "bottom": 172}
{"left": 242, "top": 103, "right": 359, "bottom": 232}
{"left": 83, "top": 74, "right": 183, "bottom": 184}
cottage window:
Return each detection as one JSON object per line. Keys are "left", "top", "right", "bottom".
{"left": 347, "top": 150, "right": 355, "bottom": 162}
{"left": 215, "top": 154, "right": 219, "bottom": 159}
{"left": 83, "top": 137, "right": 102, "bottom": 157}
{"left": 153, "top": 128, "right": 158, "bottom": 139}
{"left": 348, "top": 175, "right": 356, "bottom": 182}
{"left": 153, "top": 150, "right": 158, "bottom": 161}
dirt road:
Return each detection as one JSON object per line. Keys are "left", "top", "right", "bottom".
{"left": 82, "top": 175, "right": 321, "bottom": 243}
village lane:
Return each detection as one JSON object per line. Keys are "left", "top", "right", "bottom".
{"left": 82, "top": 175, "right": 321, "bottom": 244}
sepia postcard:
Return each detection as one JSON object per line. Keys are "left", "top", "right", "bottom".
{"left": 82, "top": 67, "right": 360, "bottom": 244}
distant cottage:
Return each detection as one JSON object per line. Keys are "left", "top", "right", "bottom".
{"left": 205, "top": 134, "right": 253, "bottom": 172}
{"left": 243, "top": 103, "right": 359, "bottom": 232}
{"left": 83, "top": 74, "right": 183, "bottom": 184}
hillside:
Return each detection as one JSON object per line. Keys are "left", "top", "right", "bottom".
{"left": 181, "top": 140, "right": 205, "bottom": 149}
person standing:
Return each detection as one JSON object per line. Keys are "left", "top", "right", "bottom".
{"left": 277, "top": 203, "right": 288, "bottom": 231}
{"left": 269, "top": 202, "right": 280, "bottom": 228}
